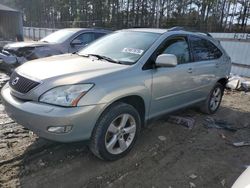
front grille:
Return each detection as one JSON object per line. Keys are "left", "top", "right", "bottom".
{"left": 9, "top": 72, "right": 40, "bottom": 94}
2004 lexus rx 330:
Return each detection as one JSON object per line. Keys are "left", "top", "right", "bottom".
{"left": 1, "top": 28, "right": 231, "bottom": 160}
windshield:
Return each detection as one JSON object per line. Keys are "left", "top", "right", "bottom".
{"left": 40, "top": 30, "right": 76, "bottom": 43}
{"left": 78, "top": 31, "right": 160, "bottom": 64}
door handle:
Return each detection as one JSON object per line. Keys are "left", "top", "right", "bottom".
{"left": 187, "top": 68, "right": 193, "bottom": 73}
{"left": 215, "top": 63, "right": 219, "bottom": 68}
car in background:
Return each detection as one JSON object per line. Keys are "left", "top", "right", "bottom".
{"left": 0, "top": 28, "right": 111, "bottom": 74}
{"left": 1, "top": 28, "right": 231, "bottom": 160}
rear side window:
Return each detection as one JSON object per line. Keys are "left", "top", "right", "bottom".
{"left": 190, "top": 36, "right": 222, "bottom": 61}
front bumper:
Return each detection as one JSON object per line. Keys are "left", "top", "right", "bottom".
{"left": 1, "top": 86, "right": 105, "bottom": 142}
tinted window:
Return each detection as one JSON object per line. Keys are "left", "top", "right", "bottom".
{"left": 95, "top": 32, "right": 106, "bottom": 39}
{"left": 160, "top": 37, "right": 190, "bottom": 64}
{"left": 75, "top": 33, "right": 95, "bottom": 45}
{"left": 190, "top": 36, "right": 222, "bottom": 61}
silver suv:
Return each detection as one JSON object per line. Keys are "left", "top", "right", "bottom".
{"left": 1, "top": 28, "right": 231, "bottom": 160}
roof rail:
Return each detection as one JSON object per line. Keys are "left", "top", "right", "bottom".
{"left": 168, "top": 26, "right": 212, "bottom": 37}
{"left": 168, "top": 26, "right": 185, "bottom": 31}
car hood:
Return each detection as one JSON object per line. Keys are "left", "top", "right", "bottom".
{"left": 16, "top": 54, "right": 128, "bottom": 81}
{"left": 4, "top": 41, "right": 50, "bottom": 50}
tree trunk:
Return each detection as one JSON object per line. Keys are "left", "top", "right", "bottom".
{"left": 241, "top": 0, "right": 248, "bottom": 31}
{"left": 220, "top": 0, "right": 227, "bottom": 30}
{"left": 126, "top": 0, "right": 130, "bottom": 27}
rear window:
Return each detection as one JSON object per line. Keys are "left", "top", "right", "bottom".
{"left": 189, "top": 36, "right": 222, "bottom": 61}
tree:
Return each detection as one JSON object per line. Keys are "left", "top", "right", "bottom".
{"left": 1, "top": 0, "right": 249, "bottom": 32}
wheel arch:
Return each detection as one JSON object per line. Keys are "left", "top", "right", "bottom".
{"left": 217, "top": 77, "right": 228, "bottom": 87}
{"left": 100, "top": 95, "right": 146, "bottom": 127}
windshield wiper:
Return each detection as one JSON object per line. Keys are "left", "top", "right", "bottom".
{"left": 87, "top": 54, "right": 122, "bottom": 64}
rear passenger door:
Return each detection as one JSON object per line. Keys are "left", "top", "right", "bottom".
{"left": 188, "top": 36, "right": 223, "bottom": 98}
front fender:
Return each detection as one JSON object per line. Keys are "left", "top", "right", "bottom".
{"left": 77, "top": 69, "right": 152, "bottom": 119}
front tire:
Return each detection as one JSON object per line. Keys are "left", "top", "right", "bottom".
{"left": 89, "top": 102, "right": 141, "bottom": 161}
{"left": 200, "top": 83, "right": 224, "bottom": 114}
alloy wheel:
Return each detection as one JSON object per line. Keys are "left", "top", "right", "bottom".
{"left": 105, "top": 113, "right": 136, "bottom": 155}
{"left": 210, "top": 87, "right": 222, "bottom": 111}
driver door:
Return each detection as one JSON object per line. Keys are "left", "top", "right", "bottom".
{"left": 150, "top": 36, "right": 197, "bottom": 117}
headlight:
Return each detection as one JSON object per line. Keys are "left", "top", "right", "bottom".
{"left": 39, "top": 84, "right": 94, "bottom": 107}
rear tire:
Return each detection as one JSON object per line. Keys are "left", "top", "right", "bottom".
{"left": 200, "top": 83, "right": 224, "bottom": 114}
{"left": 89, "top": 102, "right": 141, "bottom": 161}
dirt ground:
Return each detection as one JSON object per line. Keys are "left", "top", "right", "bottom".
{"left": 0, "top": 72, "right": 250, "bottom": 188}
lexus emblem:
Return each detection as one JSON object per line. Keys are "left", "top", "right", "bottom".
{"left": 11, "top": 77, "right": 19, "bottom": 86}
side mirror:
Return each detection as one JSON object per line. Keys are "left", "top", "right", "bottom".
{"left": 155, "top": 54, "right": 177, "bottom": 67}
{"left": 71, "top": 39, "right": 83, "bottom": 46}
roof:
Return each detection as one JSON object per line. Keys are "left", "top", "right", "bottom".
{"left": 123, "top": 27, "right": 214, "bottom": 39}
{"left": 61, "top": 28, "right": 87, "bottom": 32}
{"left": 0, "top": 4, "right": 19, "bottom": 12}
{"left": 125, "top": 28, "right": 168, "bottom": 34}
{"left": 61, "top": 28, "right": 112, "bottom": 32}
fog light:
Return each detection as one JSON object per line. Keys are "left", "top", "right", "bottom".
{"left": 47, "top": 125, "right": 72, "bottom": 133}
